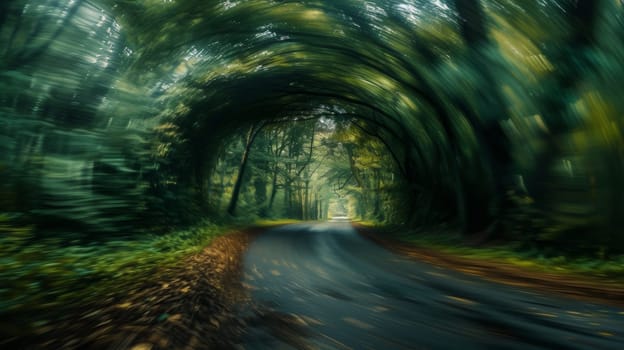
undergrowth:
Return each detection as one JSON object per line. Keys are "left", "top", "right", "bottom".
{"left": 364, "top": 223, "right": 624, "bottom": 280}
{"left": 0, "top": 216, "right": 237, "bottom": 331}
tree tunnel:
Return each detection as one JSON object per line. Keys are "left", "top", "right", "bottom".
{"left": 2, "top": 0, "right": 624, "bottom": 252}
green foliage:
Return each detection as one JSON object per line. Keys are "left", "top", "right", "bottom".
{"left": 2, "top": 0, "right": 624, "bottom": 265}
{"left": 369, "top": 224, "right": 624, "bottom": 280}
{"left": 0, "top": 221, "right": 230, "bottom": 324}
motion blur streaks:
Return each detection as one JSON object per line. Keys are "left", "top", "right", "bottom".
{"left": 2, "top": 0, "right": 624, "bottom": 244}
{"left": 2, "top": 1, "right": 624, "bottom": 349}
{"left": 240, "top": 223, "right": 624, "bottom": 349}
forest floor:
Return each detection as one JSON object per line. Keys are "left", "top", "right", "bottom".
{"left": 1, "top": 225, "right": 268, "bottom": 350}
{"left": 354, "top": 224, "right": 624, "bottom": 308}
{"left": 4, "top": 220, "right": 624, "bottom": 349}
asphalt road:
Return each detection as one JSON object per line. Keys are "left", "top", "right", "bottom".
{"left": 238, "top": 222, "right": 624, "bottom": 349}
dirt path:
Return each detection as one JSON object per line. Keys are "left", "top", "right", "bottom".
{"left": 355, "top": 224, "right": 624, "bottom": 309}
{"left": 5, "top": 227, "right": 263, "bottom": 350}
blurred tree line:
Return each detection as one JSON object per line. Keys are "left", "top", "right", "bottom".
{"left": 1, "top": 0, "right": 624, "bottom": 255}
{"left": 197, "top": 117, "right": 405, "bottom": 223}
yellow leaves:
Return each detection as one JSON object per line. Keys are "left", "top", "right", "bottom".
{"left": 115, "top": 302, "right": 133, "bottom": 309}
{"left": 416, "top": 19, "right": 462, "bottom": 51}
{"left": 524, "top": 54, "right": 554, "bottom": 74}
{"left": 154, "top": 122, "right": 179, "bottom": 135}
{"left": 397, "top": 92, "right": 418, "bottom": 113}
{"left": 174, "top": 103, "right": 191, "bottom": 117}
{"left": 532, "top": 115, "right": 548, "bottom": 133}
{"left": 446, "top": 295, "right": 476, "bottom": 306}
{"left": 271, "top": 3, "right": 332, "bottom": 29}
{"left": 490, "top": 27, "right": 552, "bottom": 82}
{"left": 583, "top": 91, "right": 621, "bottom": 137}
{"left": 167, "top": 313, "right": 183, "bottom": 322}
{"left": 598, "top": 331, "right": 614, "bottom": 337}
{"left": 342, "top": 317, "right": 373, "bottom": 330}
{"left": 300, "top": 315, "right": 324, "bottom": 326}
{"left": 173, "top": 62, "right": 189, "bottom": 77}
{"left": 371, "top": 305, "right": 389, "bottom": 312}
{"left": 155, "top": 143, "right": 171, "bottom": 158}
{"left": 568, "top": 90, "right": 624, "bottom": 156}
{"left": 130, "top": 343, "right": 153, "bottom": 350}
{"left": 487, "top": 11, "right": 560, "bottom": 87}
{"left": 301, "top": 9, "right": 325, "bottom": 21}
{"left": 426, "top": 271, "right": 448, "bottom": 278}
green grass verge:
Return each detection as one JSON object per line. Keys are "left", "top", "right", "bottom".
{"left": 362, "top": 224, "right": 624, "bottom": 280}
{"left": 0, "top": 218, "right": 236, "bottom": 327}
{"left": 254, "top": 218, "right": 303, "bottom": 227}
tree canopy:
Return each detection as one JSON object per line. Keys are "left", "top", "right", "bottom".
{"left": 2, "top": 0, "right": 624, "bottom": 252}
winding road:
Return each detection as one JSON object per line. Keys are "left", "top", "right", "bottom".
{"left": 238, "top": 222, "right": 624, "bottom": 349}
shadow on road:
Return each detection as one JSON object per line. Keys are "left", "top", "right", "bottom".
{"left": 238, "top": 222, "right": 624, "bottom": 349}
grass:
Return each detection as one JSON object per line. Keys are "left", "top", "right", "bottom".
{"left": 0, "top": 215, "right": 304, "bottom": 333}
{"left": 254, "top": 218, "right": 303, "bottom": 227}
{"left": 363, "top": 223, "right": 624, "bottom": 280}
{"left": 0, "top": 215, "right": 301, "bottom": 322}
{"left": 0, "top": 217, "right": 237, "bottom": 329}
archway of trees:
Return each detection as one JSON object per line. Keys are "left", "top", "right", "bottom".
{"left": 2, "top": 0, "right": 624, "bottom": 254}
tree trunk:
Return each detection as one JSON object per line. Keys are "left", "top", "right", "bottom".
{"left": 268, "top": 165, "right": 279, "bottom": 210}
{"left": 227, "top": 124, "right": 262, "bottom": 216}
{"left": 303, "top": 179, "right": 310, "bottom": 220}
{"left": 373, "top": 169, "right": 381, "bottom": 220}
{"left": 453, "top": 0, "right": 511, "bottom": 235}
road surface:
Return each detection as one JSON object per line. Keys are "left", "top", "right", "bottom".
{"left": 238, "top": 222, "right": 624, "bottom": 349}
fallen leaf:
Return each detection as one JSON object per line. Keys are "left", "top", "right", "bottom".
{"left": 342, "top": 317, "right": 373, "bottom": 330}
{"left": 130, "top": 343, "right": 153, "bottom": 350}
{"left": 167, "top": 314, "right": 182, "bottom": 322}
{"left": 446, "top": 296, "right": 476, "bottom": 305}
{"left": 372, "top": 306, "right": 389, "bottom": 312}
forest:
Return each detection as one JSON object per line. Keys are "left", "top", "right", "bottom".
{"left": 2, "top": 0, "right": 624, "bottom": 348}
{"left": 2, "top": 0, "right": 623, "bottom": 249}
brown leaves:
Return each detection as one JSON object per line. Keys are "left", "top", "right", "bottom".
{"left": 13, "top": 228, "right": 263, "bottom": 350}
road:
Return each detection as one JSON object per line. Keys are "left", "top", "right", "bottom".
{"left": 238, "top": 222, "right": 624, "bottom": 349}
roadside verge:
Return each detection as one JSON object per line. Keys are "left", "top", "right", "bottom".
{"left": 3, "top": 226, "right": 267, "bottom": 350}
{"left": 354, "top": 224, "right": 624, "bottom": 309}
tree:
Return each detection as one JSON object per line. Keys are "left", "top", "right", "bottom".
{"left": 226, "top": 122, "right": 264, "bottom": 216}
